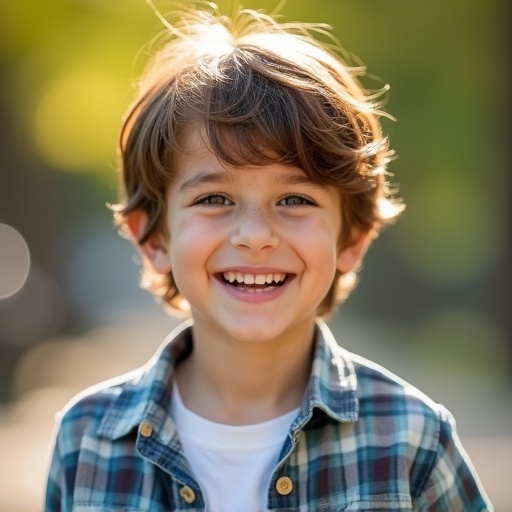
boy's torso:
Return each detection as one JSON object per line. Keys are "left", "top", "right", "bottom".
{"left": 46, "top": 321, "right": 491, "bottom": 512}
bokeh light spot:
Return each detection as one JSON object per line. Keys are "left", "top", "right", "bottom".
{"left": 0, "top": 224, "right": 30, "bottom": 299}
{"left": 32, "top": 69, "right": 125, "bottom": 172}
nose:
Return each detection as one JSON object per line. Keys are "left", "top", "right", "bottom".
{"left": 230, "top": 207, "right": 279, "bottom": 251}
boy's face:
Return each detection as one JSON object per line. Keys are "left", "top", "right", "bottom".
{"left": 136, "top": 127, "right": 368, "bottom": 345}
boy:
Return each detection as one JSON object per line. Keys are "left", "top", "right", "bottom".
{"left": 45, "top": 3, "right": 493, "bottom": 511}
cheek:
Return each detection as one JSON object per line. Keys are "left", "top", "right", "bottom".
{"left": 294, "top": 226, "right": 339, "bottom": 306}
{"left": 169, "top": 217, "right": 221, "bottom": 275}
{"left": 293, "top": 216, "right": 340, "bottom": 256}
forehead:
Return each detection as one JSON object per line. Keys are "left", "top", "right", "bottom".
{"left": 174, "top": 124, "right": 328, "bottom": 189}
{"left": 177, "top": 124, "right": 211, "bottom": 159}
{"left": 174, "top": 124, "right": 227, "bottom": 180}
{"left": 174, "top": 123, "right": 265, "bottom": 177}
{"left": 176, "top": 122, "right": 275, "bottom": 167}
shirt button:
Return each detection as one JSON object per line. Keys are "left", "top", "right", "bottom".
{"left": 139, "top": 421, "right": 153, "bottom": 437}
{"left": 179, "top": 485, "right": 196, "bottom": 504}
{"left": 275, "top": 476, "right": 293, "bottom": 495}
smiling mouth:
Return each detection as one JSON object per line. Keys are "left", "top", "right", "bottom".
{"left": 219, "top": 272, "right": 289, "bottom": 292}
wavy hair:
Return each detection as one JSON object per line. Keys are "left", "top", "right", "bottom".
{"left": 112, "top": 3, "right": 405, "bottom": 316}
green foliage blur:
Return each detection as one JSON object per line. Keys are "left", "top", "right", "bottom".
{"left": 0, "top": 0, "right": 510, "bottom": 400}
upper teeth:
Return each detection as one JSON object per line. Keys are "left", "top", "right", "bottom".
{"left": 223, "top": 272, "right": 286, "bottom": 285}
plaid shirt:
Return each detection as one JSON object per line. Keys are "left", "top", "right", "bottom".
{"left": 45, "top": 320, "right": 492, "bottom": 511}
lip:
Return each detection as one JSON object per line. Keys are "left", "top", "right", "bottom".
{"left": 214, "top": 268, "right": 295, "bottom": 303}
{"left": 217, "top": 266, "right": 291, "bottom": 275}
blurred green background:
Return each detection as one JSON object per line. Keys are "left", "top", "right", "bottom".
{"left": 0, "top": 0, "right": 510, "bottom": 508}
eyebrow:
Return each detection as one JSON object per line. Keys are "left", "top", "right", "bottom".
{"left": 179, "top": 167, "right": 328, "bottom": 192}
{"left": 179, "top": 169, "right": 237, "bottom": 192}
{"left": 270, "top": 173, "right": 328, "bottom": 190}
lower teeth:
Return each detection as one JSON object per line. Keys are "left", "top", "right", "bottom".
{"left": 238, "top": 286, "right": 274, "bottom": 293}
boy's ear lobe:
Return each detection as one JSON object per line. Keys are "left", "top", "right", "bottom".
{"left": 126, "top": 210, "right": 172, "bottom": 274}
{"left": 336, "top": 228, "right": 374, "bottom": 274}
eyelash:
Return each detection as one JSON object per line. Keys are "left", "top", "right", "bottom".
{"left": 195, "top": 194, "right": 232, "bottom": 205}
{"left": 194, "top": 193, "right": 316, "bottom": 206}
{"left": 277, "top": 194, "right": 316, "bottom": 206}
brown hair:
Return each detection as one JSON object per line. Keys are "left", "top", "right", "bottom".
{"left": 113, "top": 4, "right": 404, "bottom": 317}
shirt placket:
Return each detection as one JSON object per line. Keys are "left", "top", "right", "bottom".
{"left": 137, "top": 418, "right": 206, "bottom": 511}
{"left": 266, "top": 416, "right": 310, "bottom": 511}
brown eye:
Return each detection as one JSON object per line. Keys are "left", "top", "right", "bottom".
{"left": 278, "top": 195, "right": 313, "bottom": 206}
{"left": 197, "top": 194, "right": 232, "bottom": 205}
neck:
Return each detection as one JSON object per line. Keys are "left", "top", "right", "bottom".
{"left": 175, "top": 320, "right": 316, "bottom": 425}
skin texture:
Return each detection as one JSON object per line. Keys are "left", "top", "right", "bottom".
{"left": 128, "top": 127, "right": 371, "bottom": 424}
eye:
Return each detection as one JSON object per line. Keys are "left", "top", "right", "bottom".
{"left": 196, "top": 194, "right": 233, "bottom": 205}
{"left": 277, "top": 194, "right": 315, "bottom": 206}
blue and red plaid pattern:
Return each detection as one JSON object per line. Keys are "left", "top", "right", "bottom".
{"left": 45, "top": 320, "right": 492, "bottom": 511}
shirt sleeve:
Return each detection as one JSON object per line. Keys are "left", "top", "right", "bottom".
{"left": 44, "top": 414, "right": 71, "bottom": 512}
{"left": 414, "top": 407, "right": 493, "bottom": 511}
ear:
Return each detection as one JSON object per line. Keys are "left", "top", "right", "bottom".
{"left": 336, "top": 228, "right": 374, "bottom": 274}
{"left": 126, "top": 210, "right": 172, "bottom": 274}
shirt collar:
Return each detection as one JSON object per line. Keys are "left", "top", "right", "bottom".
{"left": 97, "top": 318, "right": 358, "bottom": 440}
{"left": 302, "top": 319, "right": 359, "bottom": 423}
{"left": 97, "top": 320, "right": 193, "bottom": 440}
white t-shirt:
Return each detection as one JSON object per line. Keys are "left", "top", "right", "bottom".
{"left": 171, "top": 383, "right": 299, "bottom": 512}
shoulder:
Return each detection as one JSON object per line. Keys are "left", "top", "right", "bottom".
{"left": 54, "top": 369, "right": 143, "bottom": 450}
{"left": 350, "top": 351, "right": 446, "bottom": 422}
{"left": 54, "top": 321, "right": 193, "bottom": 449}
{"left": 330, "top": 352, "right": 474, "bottom": 502}
{"left": 348, "top": 352, "right": 459, "bottom": 490}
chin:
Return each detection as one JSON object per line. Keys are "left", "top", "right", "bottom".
{"left": 220, "top": 321, "right": 286, "bottom": 344}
